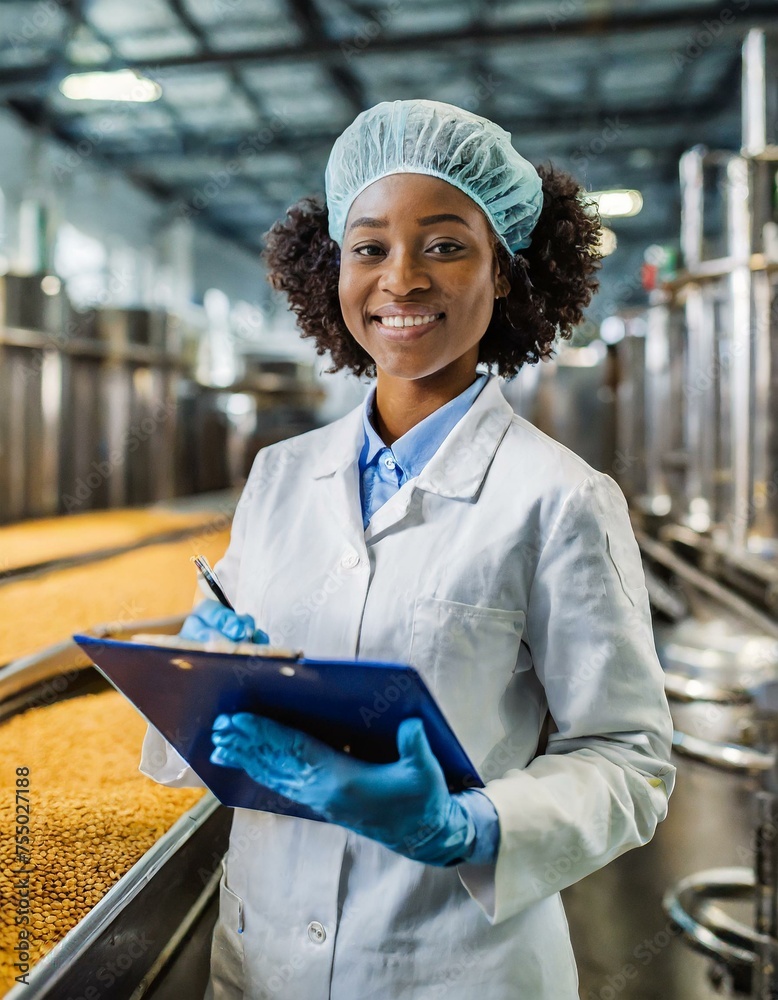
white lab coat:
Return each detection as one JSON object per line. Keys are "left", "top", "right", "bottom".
{"left": 140, "top": 373, "right": 675, "bottom": 999}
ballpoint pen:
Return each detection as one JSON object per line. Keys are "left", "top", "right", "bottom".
{"left": 189, "top": 555, "right": 288, "bottom": 651}
{"left": 191, "top": 555, "right": 234, "bottom": 611}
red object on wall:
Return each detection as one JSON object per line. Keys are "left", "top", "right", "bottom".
{"left": 641, "top": 262, "right": 658, "bottom": 291}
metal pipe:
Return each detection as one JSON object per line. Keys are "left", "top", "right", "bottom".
{"left": 634, "top": 530, "right": 778, "bottom": 640}
{"left": 727, "top": 156, "right": 754, "bottom": 552}
{"left": 663, "top": 867, "right": 757, "bottom": 967}
{"left": 672, "top": 731, "right": 775, "bottom": 773}
{"left": 753, "top": 792, "right": 778, "bottom": 998}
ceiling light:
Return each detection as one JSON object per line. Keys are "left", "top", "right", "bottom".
{"left": 587, "top": 189, "right": 643, "bottom": 218}
{"left": 59, "top": 70, "right": 162, "bottom": 103}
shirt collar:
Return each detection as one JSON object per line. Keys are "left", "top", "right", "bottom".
{"left": 359, "top": 372, "right": 489, "bottom": 480}
{"left": 311, "top": 373, "right": 515, "bottom": 501}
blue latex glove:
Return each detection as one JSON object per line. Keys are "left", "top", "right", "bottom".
{"left": 210, "top": 713, "right": 477, "bottom": 866}
{"left": 180, "top": 599, "right": 269, "bottom": 644}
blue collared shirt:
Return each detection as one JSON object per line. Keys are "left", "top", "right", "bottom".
{"left": 358, "top": 373, "right": 489, "bottom": 529}
{"left": 357, "top": 371, "right": 500, "bottom": 866}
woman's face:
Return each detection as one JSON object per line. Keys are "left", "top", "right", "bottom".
{"left": 338, "top": 173, "right": 509, "bottom": 383}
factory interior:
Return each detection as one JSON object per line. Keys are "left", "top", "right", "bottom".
{"left": 1, "top": 2, "right": 778, "bottom": 998}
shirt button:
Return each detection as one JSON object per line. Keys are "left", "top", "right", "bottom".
{"left": 384, "top": 455, "right": 396, "bottom": 470}
{"left": 341, "top": 552, "right": 359, "bottom": 568}
{"left": 307, "top": 920, "right": 326, "bottom": 944}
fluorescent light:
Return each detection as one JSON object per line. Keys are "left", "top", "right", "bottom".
{"left": 59, "top": 70, "right": 162, "bottom": 103}
{"left": 586, "top": 189, "right": 643, "bottom": 218}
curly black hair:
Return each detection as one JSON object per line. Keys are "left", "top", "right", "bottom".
{"left": 260, "top": 162, "right": 603, "bottom": 381}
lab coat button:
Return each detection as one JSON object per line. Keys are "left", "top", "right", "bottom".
{"left": 307, "top": 920, "right": 326, "bottom": 943}
{"left": 341, "top": 552, "right": 359, "bottom": 568}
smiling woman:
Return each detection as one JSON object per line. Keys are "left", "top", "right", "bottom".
{"left": 140, "top": 98, "right": 675, "bottom": 1000}
{"left": 340, "top": 177, "right": 503, "bottom": 376}
{"left": 262, "top": 126, "right": 602, "bottom": 396}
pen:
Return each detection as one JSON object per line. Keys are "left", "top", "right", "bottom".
{"left": 191, "top": 555, "right": 235, "bottom": 612}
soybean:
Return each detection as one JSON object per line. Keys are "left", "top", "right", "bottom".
{"left": 0, "top": 690, "right": 206, "bottom": 991}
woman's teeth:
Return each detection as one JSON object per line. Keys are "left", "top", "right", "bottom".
{"left": 375, "top": 313, "right": 443, "bottom": 328}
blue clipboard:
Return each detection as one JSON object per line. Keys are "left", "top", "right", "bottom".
{"left": 74, "top": 634, "right": 483, "bottom": 821}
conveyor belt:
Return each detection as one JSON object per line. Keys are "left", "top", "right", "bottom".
{"left": 0, "top": 496, "right": 240, "bottom": 583}
{"left": 0, "top": 689, "right": 208, "bottom": 992}
{"left": 0, "top": 628, "right": 232, "bottom": 999}
{"left": 0, "top": 520, "right": 230, "bottom": 587}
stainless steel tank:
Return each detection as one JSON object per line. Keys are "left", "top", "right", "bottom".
{"left": 614, "top": 316, "right": 649, "bottom": 503}
{"left": 747, "top": 263, "right": 778, "bottom": 559}
{"left": 742, "top": 27, "right": 778, "bottom": 162}
{"left": 58, "top": 308, "right": 181, "bottom": 513}
{"left": 677, "top": 147, "right": 745, "bottom": 537}
{"left": 0, "top": 275, "right": 68, "bottom": 523}
{"left": 640, "top": 299, "right": 681, "bottom": 517}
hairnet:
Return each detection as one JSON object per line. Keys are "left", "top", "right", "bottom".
{"left": 324, "top": 99, "right": 543, "bottom": 255}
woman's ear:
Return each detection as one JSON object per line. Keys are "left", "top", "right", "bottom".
{"left": 495, "top": 272, "right": 511, "bottom": 299}
{"left": 491, "top": 243, "right": 510, "bottom": 299}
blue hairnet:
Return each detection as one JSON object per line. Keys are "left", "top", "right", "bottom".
{"left": 324, "top": 99, "right": 543, "bottom": 255}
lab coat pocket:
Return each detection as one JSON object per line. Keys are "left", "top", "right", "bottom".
{"left": 209, "top": 860, "right": 246, "bottom": 996}
{"left": 409, "top": 596, "right": 526, "bottom": 766}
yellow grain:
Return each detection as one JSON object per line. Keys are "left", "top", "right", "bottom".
{"left": 0, "top": 528, "right": 230, "bottom": 664}
{"left": 0, "top": 690, "right": 207, "bottom": 990}
{"left": 0, "top": 507, "right": 222, "bottom": 574}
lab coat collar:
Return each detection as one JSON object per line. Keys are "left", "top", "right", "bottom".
{"left": 311, "top": 374, "right": 514, "bottom": 501}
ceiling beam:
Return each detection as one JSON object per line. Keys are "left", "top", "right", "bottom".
{"left": 284, "top": 0, "right": 365, "bottom": 113}
{"left": 1, "top": 3, "right": 776, "bottom": 84}
{"left": 4, "top": 94, "right": 264, "bottom": 260}
{"left": 65, "top": 3, "right": 778, "bottom": 69}
{"left": 164, "top": 0, "right": 272, "bottom": 130}
{"left": 85, "top": 97, "right": 740, "bottom": 165}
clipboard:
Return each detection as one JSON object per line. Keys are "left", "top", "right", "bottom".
{"left": 73, "top": 633, "right": 484, "bottom": 821}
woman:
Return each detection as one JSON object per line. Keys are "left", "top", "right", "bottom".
{"left": 140, "top": 99, "right": 675, "bottom": 999}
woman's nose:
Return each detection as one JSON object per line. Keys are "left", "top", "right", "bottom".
{"left": 379, "top": 251, "right": 432, "bottom": 295}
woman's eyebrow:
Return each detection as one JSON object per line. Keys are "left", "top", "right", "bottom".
{"left": 347, "top": 213, "right": 472, "bottom": 232}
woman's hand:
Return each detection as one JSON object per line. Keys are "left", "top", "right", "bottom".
{"left": 179, "top": 599, "right": 269, "bottom": 644}
{"left": 209, "top": 713, "right": 476, "bottom": 866}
